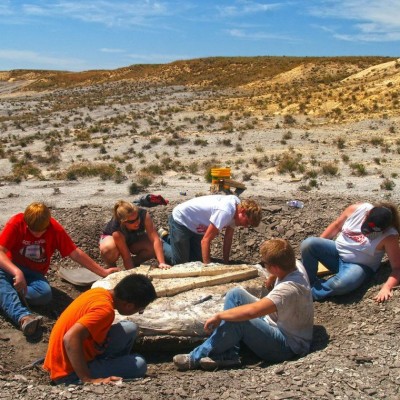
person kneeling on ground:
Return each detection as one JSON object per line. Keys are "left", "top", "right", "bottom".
{"left": 162, "top": 195, "right": 262, "bottom": 265}
{"left": 301, "top": 202, "right": 400, "bottom": 302}
{"left": 100, "top": 200, "right": 170, "bottom": 270}
{"left": 43, "top": 274, "right": 157, "bottom": 385}
{"left": 0, "top": 202, "right": 119, "bottom": 338}
{"left": 173, "top": 238, "right": 314, "bottom": 371}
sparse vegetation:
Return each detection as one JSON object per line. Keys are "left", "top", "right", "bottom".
{"left": 0, "top": 55, "right": 398, "bottom": 200}
{"left": 350, "top": 163, "right": 367, "bottom": 176}
{"left": 277, "top": 151, "right": 302, "bottom": 174}
{"left": 380, "top": 178, "right": 395, "bottom": 191}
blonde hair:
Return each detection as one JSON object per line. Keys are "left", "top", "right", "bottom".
{"left": 260, "top": 238, "right": 295, "bottom": 272}
{"left": 24, "top": 202, "right": 51, "bottom": 232}
{"left": 113, "top": 200, "right": 138, "bottom": 222}
{"left": 239, "top": 199, "right": 262, "bottom": 227}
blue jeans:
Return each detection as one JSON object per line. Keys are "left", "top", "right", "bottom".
{"left": 301, "top": 237, "right": 374, "bottom": 301}
{"left": 189, "top": 287, "right": 294, "bottom": 364}
{"left": 162, "top": 215, "right": 203, "bottom": 265}
{"left": 0, "top": 265, "right": 52, "bottom": 325}
{"left": 54, "top": 321, "right": 147, "bottom": 385}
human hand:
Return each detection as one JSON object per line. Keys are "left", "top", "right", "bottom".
{"left": 373, "top": 287, "right": 394, "bottom": 303}
{"left": 13, "top": 271, "right": 27, "bottom": 295}
{"left": 158, "top": 262, "right": 171, "bottom": 269}
{"left": 264, "top": 275, "right": 277, "bottom": 291}
{"left": 204, "top": 314, "right": 221, "bottom": 334}
{"left": 104, "top": 267, "right": 120, "bottom": 276}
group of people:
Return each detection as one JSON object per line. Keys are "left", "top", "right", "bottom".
{"left": 0, "top": 194, "right": 399, "bottom": 384}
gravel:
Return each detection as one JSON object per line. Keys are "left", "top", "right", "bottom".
{"left": 1, "top": 192, "right": 399, "bottom": 399}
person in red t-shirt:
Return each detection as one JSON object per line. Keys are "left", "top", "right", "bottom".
{"left": 0, "top": 202, "right": 119, "bottom": 337}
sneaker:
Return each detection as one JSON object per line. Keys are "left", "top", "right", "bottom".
{"left": 20, "top": 315, "right": 43, "bottom": 337}
{"left": 173, "top": 354, "right": 199, "bottom": 371}
{"left": 157, "top": 227, "right": 169, "bottom": 239}
{"left": 200, "top": 356, "right": 241, "bottom": 371}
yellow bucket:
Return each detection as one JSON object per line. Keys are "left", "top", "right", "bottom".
{"left": 211, "top": 167, "right": 231, "bottom": 189}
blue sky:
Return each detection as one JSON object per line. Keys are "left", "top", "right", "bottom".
{"left": 0, "top": 0, "right": 399, "bottom": 71}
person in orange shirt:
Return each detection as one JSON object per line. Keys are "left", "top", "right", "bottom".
{"left": 43, "top": 274, "right": 156, "bottom": 385}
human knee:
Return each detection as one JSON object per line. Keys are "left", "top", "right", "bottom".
{"left": 225, "top": 287, "right": 251, "bottom": 306}
{"left": 27, "top": 287, "right": 52, "bottom": 306}
{"left": 120, "top": 320, "right": 138, "bottom": 339}
{"left": 329, "top": 274, "right": 364, "bottom": 295}
{"left": 134, "top": 355, "right": 147, "bottom": 377}
{"left": 227, "top": 287, "right": 247, "bottom": 299}
{"left": 300, "top": 237, "right": 319, "bottom": 255}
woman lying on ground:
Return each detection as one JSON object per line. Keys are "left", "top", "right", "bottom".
{"left": 100, "top": 200, "right": 170, "bottom": 270}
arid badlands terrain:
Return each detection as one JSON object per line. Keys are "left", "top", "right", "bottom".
{"left": 0, "top": 56, "right": 399, "bottom": 399}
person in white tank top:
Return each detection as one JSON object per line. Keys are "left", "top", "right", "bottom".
{"left": 301, "top": 202, "right": 400, "bottom": 302}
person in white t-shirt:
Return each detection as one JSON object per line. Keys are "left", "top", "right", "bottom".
{"left": 301, "top": 202, "right": 400, "bottom": 302}
{"left": 162, "top": 195, "right": 262, "bottom": 265}
{"left": 173, "top": 239, "right": 314, "bottom": 371}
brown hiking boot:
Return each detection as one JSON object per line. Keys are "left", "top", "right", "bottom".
{"left": 20, "top": 315, "right": 43, "bottom": 336}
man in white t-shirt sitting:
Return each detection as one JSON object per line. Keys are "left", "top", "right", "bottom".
{"left": 162, "top": 195, "right": 261, "bottom": 265}
{"left": 173, "top": 239, "right": 314, "bottom": 371}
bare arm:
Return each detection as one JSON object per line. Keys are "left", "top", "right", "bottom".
{"left": 201, "top": 223, "right": 220, "bottom": 264}
{"left": 69, "top": 248, "right": 119, "bottom": 277}
{"left": 144, "top": 213, "right": 170, "bottom": 269}
{"left": 111, "top": 231, "right": 135, "bottom": 270}
{"left": 0, "top": 246, "right": 27, "bottom": 294}
{"left": 374, "top": 235, "right": 400, "bottom": 303}
{"left": 320, "top": 204, "right": 360, "bottom": 239}
{"left": 63, "top": 322, "right": 121, "bottom": 384}
{"left": 204, "top": 297, "right": 277, "bottom": 333}
{"left": 222, "top": 226, "right": 235, "bottom": 264}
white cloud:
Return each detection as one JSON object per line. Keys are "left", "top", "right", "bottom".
{"left": 0, "top": 1, "right": 12, "bottom": 16}
{"left": 217, "top": 1, "right": 281, "bottom": 17}
{"left": 308, "top": 0, "right": 400, "bottom": 42}
{"left": 226, "top": 28, "right": 297, "bottom": 41}
{"left": 100, "top": 48, "right": 125, "bottom": 53}
{"left": 20, "top": 0, "right": 172, "bottom": 28}
{"left": 0, "top": 49, "right": 86, "bottom": 70}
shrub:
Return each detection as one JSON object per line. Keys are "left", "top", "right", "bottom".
{"left": 321, "top": 162, "right": 338, "bottom": 176}
{"left": 341, "top": 154, "right": 349, "bottom": 163}
{"left": 141, "top": 164, "right": 162, "bottom": 175}
{"left": 277, "top": 151, "right": 302, "bottom": 174}
{"left": 137, "top": 173, "right": 153, "bottom": 188}
{"left": 336, "top": 137, "right": 345, "bottom": 149}
{"left": 282, "top": 131, "right": 292, "bottom": 140}
{"left": 219, "top": 139, "right": 232, "bottom": 146}
{"left": 128, "top": 182, "right": 142, "bottom": 195}
{"left": 370, "top": 137, "right": 384, "bottom": 146}
{"left": 283, "top": 114, "right": 296, "bottom": 125}
{"left": 11, "top": 160, "right": 43, "bottom": 181}
{"left": 235, "top": 143, "right": 244, "bottom": 152}
{"left": 380, "top": 178, "right": 395, "bottom": 191}
{"left": 60, "top": 163, "right": 116, "bottom": 180}
{"left": 305, "top": 169, "right": 318, "bottom": 179}
{"left": 350, "top": 163, "right": 367, "bottom": 176}
{"left": 188, "top": 162, "right": 199, "bottom": 174}
{"left": 194, "top": 139, "right": 208, "bottom": 146}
